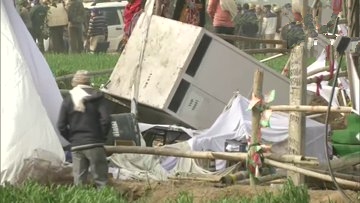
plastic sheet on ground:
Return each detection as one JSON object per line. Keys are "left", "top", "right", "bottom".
{"left": 109, "top": 94, "right": 328, "bottom": 181}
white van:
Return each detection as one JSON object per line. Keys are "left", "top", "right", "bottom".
{"left": 83, "top": 1, "right": 128, "bottom": 52}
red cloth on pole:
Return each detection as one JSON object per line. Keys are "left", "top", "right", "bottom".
{"left": 332, "top": 0, "right": 342, "bottom": 15}
{"left": 124, "top": 0, "right": 142, "bottom": 37}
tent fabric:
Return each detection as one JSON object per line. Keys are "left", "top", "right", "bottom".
{"left": 110, "top": 94, "right": 328, "bottom": 181}
{"left": 1, "top": 0, "right": 65, "bottom": 184}
{"left": 190, "top": 94, "right": 328, "bottom": 169}
{"left": 306, "top": 49, "right": 340, "bottom": 107}
{"left": 3, "top": 0, "right": 68, "bottom": 147}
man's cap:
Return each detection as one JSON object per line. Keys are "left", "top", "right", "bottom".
{"left": 273, "top": 6, "right": 281, "bottom": 13}
{"left": 249, "top": 3, "right": 256, "bottom": 10}
{"left": 72, "top": 70, "right": 91, "bottom": 86}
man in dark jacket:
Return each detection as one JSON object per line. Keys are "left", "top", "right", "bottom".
{"left": 234, "top": 3, "right": 259, "bottom": 49}
{"left": 29, "top": 0, "right": 48, "bottom": 52}
{"left": 65, "top": 0, "right": 86, "bottom": 53}
{"left": 57, "top": 70, "right": 111, "bottom": 188}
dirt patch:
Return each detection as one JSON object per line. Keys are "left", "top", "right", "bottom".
{"left": 109, "top": 179, "right": 359, "bottom": 203}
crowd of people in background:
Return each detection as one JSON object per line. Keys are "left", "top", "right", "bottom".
{"left": 15, "top": 0, "right": 108, "bottom": 54}
{"left": 15, "top": 0, "right": 343, "bottom": 54}
{"left": 207, "top": 1, "right": 306, "bottom": 50}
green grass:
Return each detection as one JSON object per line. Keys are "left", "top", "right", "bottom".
{"left": 252, "top": 54, "right": 317, "bottom": 73}
{"left": 45, "top": 53, "right": 120, "bottom": 88}
{"left": 45, "top": 53, "right": 120, "bottom": 76}
{"left": 45, "top": 51, "right": 324, "bottom": 89}
{"left": 1, "top": 179, "right": 310, "bottom": 203}
{"left": 0, "top": 181, "right": 126, "bottom": 203}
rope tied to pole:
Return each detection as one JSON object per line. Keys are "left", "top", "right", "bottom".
{"left": 315, "top": 74, "right": 324, "bottom": 96}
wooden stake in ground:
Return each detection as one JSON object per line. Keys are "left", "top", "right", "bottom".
{"left": 287, "top": 43, "right": 306, "bottom": 185}
{"left": 249, "top": 70, "right": 264, "bottom": 186}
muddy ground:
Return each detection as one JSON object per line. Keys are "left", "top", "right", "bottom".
{"left": 109, "top": 179, "right": 359, "bottom": 203}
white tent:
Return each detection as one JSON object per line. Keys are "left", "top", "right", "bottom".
{"left": 109, "top": 94, "right": 328, "bottom": 181}
{"left": 1, "top": 0, "right": 65, "bottom": 184}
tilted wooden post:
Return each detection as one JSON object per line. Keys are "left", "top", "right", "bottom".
{"left": 287, "top": 43, "right": 306, "bottom": 185}
{"left": 250, "top": 70, "right": 264, "bottom": 186}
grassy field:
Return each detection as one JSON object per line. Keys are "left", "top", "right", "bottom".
{"left": 0, "top": 179, "right": 310, "bottom": 203}
{"left": 45, "top": 53, "right": 120, "bottom": 88}
{"left": 45, "top": 52, "right": 296, "bottom": 89}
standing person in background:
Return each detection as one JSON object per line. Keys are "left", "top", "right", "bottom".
{"left": 255, "top": 4, "right": 264, "bottom": 48}
{"left": 207, "top": 0, "right": 236, "bottom": 36}
{"left": 119, "top": 0, "right": 143, "bottom": 52}
{"left": 123, "top": 0, "right": 143, "bottom": 39}
{"left": 261, "top": 4, "right": 277, "bottom": 49}
{"left": 47, "top": 0, "right": 68, "bottom": 53}
{"left": 57, "top": 70, "right": 111, "bottom": 188}
{"left": 272, "top": 5, "right": 283, "bottom": 48}
{"left": 65, "top": 0, "right": 86, "bottom": 53}
{"left": 86, "top": 9, "right": 108, "bottom": 53}
{"left": 17, "top": 0, "right": 33, "bottom": 34}
{"left": 175, "top": 0, "right": 206, "bottom": 27}
{"left": 234, "top": 3, "right": 258, "bottom": 49}
{"left": 29, "top": 0, "right": 48, "bottom": 52}
{"left": 280, "top": 9, "right": 305, "bottom": 49}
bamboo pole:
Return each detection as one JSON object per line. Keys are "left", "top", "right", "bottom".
{"left": 249, "top": 70, "right": 264, "bottom": 186}
{"left": 268, "top": 154, "right": 319, "bottom": 166}
{"left": 288, "top": 43, "right": 306, "bottom": 185}
{"left": 307, "top": 67, "right": 330, "bottom": 77}
{"left": 281, "top": 53, "right": 292, "bottom": 77}
{"left": 238, "top": 173, "right": 286, "bottom": 185}
{"left": 267, "top": 105, "right": 353, "bottom": 113}
{"left": 168, "top": 176, "right": 221, "bottom": 182}
{"left": 305, "top": 167, "right": 360, "bottom": 182}
{"left": 259, "top": 54, "right": 284, "bottom": 63}
{"left": 105, "top": 145, "right": 251, "bottom": 160}
{"left": 55, "top": 68, "right": 113, "bottom": 81}
{"left": 220, "top": 171, "right": 249, "bottom": 185}
{"left": 309, "top": 151, "right": 360, "bottom": 172}
{"left": 244, "top": 48, "right": 290, "bottom": 54}
{"left": 307, "top": 71, "right": 348, "bottom": 84}
{"left": 104, "top": 146, "right": 319, "bottom": 166}
{"left": 216, "top": 34, "right": 286, "bottom": 45}
{"left": 264, "top": 159, "right": 360, "bottom": 190}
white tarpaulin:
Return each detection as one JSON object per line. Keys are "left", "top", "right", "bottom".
{"left": 346, "top": 51, "right": 360, "bottom": 115}
{"left": 110, "top": 94, "right": 328, "bottom": 180}
{"left": 1, "top": 0, "right": 65, "bottom": 184}
{"left": 306, "top": 49, "right": 340, "bottom": 107}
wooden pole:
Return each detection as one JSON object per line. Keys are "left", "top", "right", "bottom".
{"left": 216, "top": 34, "right": 286, "bottom": 45}
{"left": 244, "top": 48, "right": 290, "bottom": 54}
{"left": 301, "top": 0, "right": 308, "bottom": 20}
{"left": 105, "top": 145, "right": 250, "bottom": 160}
{"left": 287, "top": 43, "right": 306, "bottom": 185}
{"left": 104, "top": 146, "right": 319, "bottom": 165}
{"left": 307, "top": 71, "right": 348, "bottom": 84}
{"left": 348, "top": 0, "right": 360, "bottom": 38}
{"left": 238, "top": 173, "right": 286, "bottom": 185}
{"left": 281, "top": 53, "right": 292, "bottom": 77}
{"left": 259, "top": 54, "right": 284, "bottom": 63}
{"left": 249, "top": 70, "right": 264, "bottom": 186}
{"left": 55, "top": 69, "right": 113, "bottom": 81}
{"left": 265, "top": 159, "right": 360, "bottom": 190}
{"left": 267, "top": 105, "right": 353, "bottom": 113}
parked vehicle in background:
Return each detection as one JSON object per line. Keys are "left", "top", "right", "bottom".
{"left": 83, "top": 1, "right": 128, "bottom": 52}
